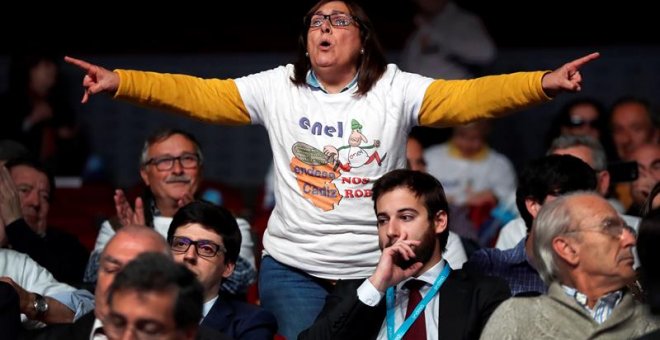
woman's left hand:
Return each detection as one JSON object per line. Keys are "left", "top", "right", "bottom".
{"left": 541, "top": 52, "right": 600, "bottom": 97}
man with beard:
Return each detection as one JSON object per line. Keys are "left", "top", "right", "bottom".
{"left": 167, "top": 201, "right": 277, "bottom": 339}
{"left": 299, "top": 169, "right": 510, "bottom": 339}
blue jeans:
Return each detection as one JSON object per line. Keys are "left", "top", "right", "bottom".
{"left": 259, "top": 256, "right": 331, "bottom": 339}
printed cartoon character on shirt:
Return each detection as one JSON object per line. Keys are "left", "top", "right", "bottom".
{"left": 323, "top": 119, "right": 386, "bottom": 172}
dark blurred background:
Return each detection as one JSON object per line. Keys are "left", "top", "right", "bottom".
{"left": 1, "top": 0, "right": 658, "bottom": 205}
{"left": 2, "top": 0, "right": 658, "bottom": 54}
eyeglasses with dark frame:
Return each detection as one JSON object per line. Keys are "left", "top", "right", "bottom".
{"left": 564, "top": 220, "right": 637, "bottom": 240}
{"left": 144, "top": 153, "right": 200, "bottom": 171}
{"left": 309, "top": 13, "right": 357, "bottom": 28}
{"left": 170, "top": 236, "right": 226, "bottom": 258}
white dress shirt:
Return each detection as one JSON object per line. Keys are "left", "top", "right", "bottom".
{"left": 358, "top": 260, "right": 446, "bottom": 340}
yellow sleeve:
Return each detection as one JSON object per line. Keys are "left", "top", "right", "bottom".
{"left": 418, "top": 71, "right": 551, "bottom": 127}
{"left": 114, "top": 70, "right": 251, "bottom": 125}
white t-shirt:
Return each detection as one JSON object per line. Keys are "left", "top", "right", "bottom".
{"left": 236, "top": 64, "right": 433, "bottom": 279}
{"left": 425, "top": 143, "right": 516, "bottom": 206}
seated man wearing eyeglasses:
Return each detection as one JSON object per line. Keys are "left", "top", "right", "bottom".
{"left": 482, "top": 192, "right": 660, "bottom": 339}
{"left": 167, "top": 201, "right": 277, "bottom": 340}
{"left": 84, "top": 128, "right": 257, "bottom": 298}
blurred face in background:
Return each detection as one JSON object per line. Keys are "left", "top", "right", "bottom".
{"left": 561, "top": 103, "right": 601, "bottom": 140}
{"left": 406, "top": 137, "right": 427, "bottom": 172}
{"left": 10, "top": 165, "right": 50, "bottom": 235}
{"left": 629, "top": 144, "right": 660, "bottom": 206}
{"left": 29, "top": 59, "right": 57, "bottom": 97}
{"left": 611, "top": 102, "right": 657, "bottom": 160}
{"left": 451, "top": 122, "right": 489, "bottom": 158}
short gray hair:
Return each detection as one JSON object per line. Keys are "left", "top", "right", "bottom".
{"left": 139, "top": 129, "right": 204, "bottom": 167}
{"left": 547, "top": 135, "right": 607, "bottom": 171}
{"left": 532, "top": 191, "right": 601, "bottom": 284}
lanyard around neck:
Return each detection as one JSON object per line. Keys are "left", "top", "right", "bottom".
{"left": 386, "top": 264, "right": 451, "bottom": 340}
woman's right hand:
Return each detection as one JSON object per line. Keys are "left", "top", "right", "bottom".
{"left": 64, "top": 56, "right": 120, "bottom": 103}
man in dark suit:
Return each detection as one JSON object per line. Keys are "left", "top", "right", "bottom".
{"left": 0, "top": 281, "right": 21, "bottom": 340}
{"left": 299, "top": 169, "right": 510, "bottom": 340}
{"left": 23, "top": 225, "right": 229, "bottom": 340}
{"left": 168, "top": 201, "right": 277, "bottom": 339}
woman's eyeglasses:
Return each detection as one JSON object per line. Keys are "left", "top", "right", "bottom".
{"left": 309, "top": 13, "right": 357, "bottom": 28}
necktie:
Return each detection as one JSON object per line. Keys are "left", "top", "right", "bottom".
{"left": 403, "top": 280, "right": 427, "bottom": 340}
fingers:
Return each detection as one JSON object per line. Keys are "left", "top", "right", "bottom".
{"left": 81, "top": 89, "right": 90, "bottom": 104}
{"left": 177, "top": 193, "right": 193, "bottom": 208}
{"left": 385, "top": 239, "right": 420, "bottom": 261}
{"left": 133, "top": 197, "right": 146, "bottom": 226}
{"left": 114, "top": 189, "right": 135, "bottom": 225}
{"left": 64, "top": 56, "right": 93, "bottom": 71}
{"left": 570, "top": 52, "right": 600, "bottom": 70}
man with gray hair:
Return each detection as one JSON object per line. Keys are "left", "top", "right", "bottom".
{"left": 481, "top": 192, "right": 660, "bottom": 339}
{"left": 84, "top": 128, "right": 256, "bottom": 296}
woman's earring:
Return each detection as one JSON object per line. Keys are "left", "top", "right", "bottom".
{"left": 305, "top": 52, "right": 309, "bottom": 57}
{"left": 360, "top": 48, "right": 364, "bottom": 55}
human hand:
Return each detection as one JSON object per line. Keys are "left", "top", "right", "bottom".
{"left": 0, "top": 167, "right": 23, "bottom": 226}
{"left": 114, "top": 189, "right": 145, "bottom": 227}
{"left": 64, "top": 56, "right": 120, "bottom": 104}
{"left": 368, "top": 237, "right": 423, "bottom": 293}
{"left": 177, "top": 192, "right": 194, "bottom": 209}
{"left": 0, "top": 277, "right": 33, "bottom": 315}
{"left": 541, "top": 52, "right": 600, "bottom": 97}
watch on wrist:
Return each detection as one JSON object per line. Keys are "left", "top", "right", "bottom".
{"left": 33, "top": 293, "right": 49, "bottom": 318}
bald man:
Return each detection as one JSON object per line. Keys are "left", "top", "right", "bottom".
{"left": 28, "top": 225, "right": 170, "bottom": 339}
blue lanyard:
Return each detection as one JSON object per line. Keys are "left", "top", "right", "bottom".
{"left": 386, "top": 265, "right": 451, "bottom": 340}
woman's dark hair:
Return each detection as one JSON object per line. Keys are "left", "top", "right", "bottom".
{"left": 291, "top": 0, "right": 387, "bottom": 96}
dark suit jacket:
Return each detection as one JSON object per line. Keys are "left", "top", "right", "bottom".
{"left": 0, "top": 281, "right": 21, "bottom": 340}
{"left": 201, "top": 296, "right": 278, "bottom": 340}
{"left": 23, "top": 310, "right": 233, "bottom": 340}
{"left": 298, "top": 269, "right": 511, "bottom": 340}
{"left": 6, "top": 218, "right": 89, "bottom": 285}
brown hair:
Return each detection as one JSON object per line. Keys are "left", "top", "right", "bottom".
{"left": 291, "top": 0, "right": 387, "bottom": 96}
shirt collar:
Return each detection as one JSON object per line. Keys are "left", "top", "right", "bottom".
{"left": 90, "top": 318, "right": 107, "bottom": 340}
{"left": 202, "top": 295, "right": 219, "bottom": 319}
{"left": 306, "top": 70, "right": 359, "bottom": 93}
{"left": 561, "top": 285, "right": 623, "bottom": 312}
{"left": 398, "top": 259, "right": 446, "bottom": 289}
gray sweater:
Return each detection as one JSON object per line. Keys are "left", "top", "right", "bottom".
{"left": 480, "top": 282, "right": 660, "bottom": 339}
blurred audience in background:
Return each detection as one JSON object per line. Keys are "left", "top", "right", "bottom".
{"left": 0, "top": 52, "right": 88, "bottom": 176}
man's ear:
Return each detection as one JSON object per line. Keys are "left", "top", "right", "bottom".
{"left": 222, "top": 261, "right": 236, "bottom": 279}
{"left": 525, "top": 198, "right": 542, "bottom": 218}
{"left": 433, "top": 211, "right": 448, "bottom": 235}
{"left": 552, "top": 236, "right": 580, "bottom": 266}
{"left": 140, "top": 167, "right": 150, "bottom": 186}
{"left": 597, "top": 170, "right": 611, "bottom": 196}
